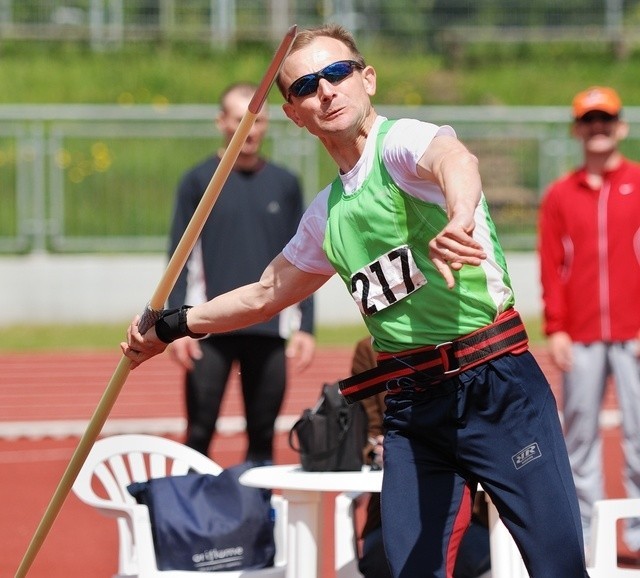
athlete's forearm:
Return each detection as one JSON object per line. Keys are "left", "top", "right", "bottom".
{"left": 439, "top": 151, "right": 482, "bottom": 221}
{"left": 187, "top": 253, "right": 329, "bottom": 335}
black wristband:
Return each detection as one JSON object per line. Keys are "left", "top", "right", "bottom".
{"left": 154, "top": 305, "right": 206, "bottom": 344}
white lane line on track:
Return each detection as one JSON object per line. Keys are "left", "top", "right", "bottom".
{"left": 0, "top": 409, "right": 621, "bottom": 464}
{"left": 0, "top": 447, "right": 75, "bottom": 463}
{"left": 0, "top": 414, "right": 299, "bottom": 442}
{"left": 0, "top": 409, "right": 621, "bottom": 441}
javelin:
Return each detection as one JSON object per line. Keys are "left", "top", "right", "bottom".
{"left": 15, "top": 24, "right": 297, "bottom": 578}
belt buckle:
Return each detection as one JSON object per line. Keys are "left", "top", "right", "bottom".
{"left": 385, "top": 376, "right": 416, "bottom": 392}
{"left": 435, "top": 341, "right": 460, "bottom": 375}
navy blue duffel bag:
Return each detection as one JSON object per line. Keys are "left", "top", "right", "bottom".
{"left": 128, "top": 461, "right": 275, "bottom": 572}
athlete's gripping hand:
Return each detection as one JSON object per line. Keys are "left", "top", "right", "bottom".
{"left": 121, "top": 315, "right": 168, "bottom": 369}
{"left": 429, "top": 212, "right": 487, "bottom": 289}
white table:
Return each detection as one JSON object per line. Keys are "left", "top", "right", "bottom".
{"left": 240, "top": 464, "right": 528, "bottom": 578}
{"left": 240, "top": 464, "right": 382, "bottom": 578}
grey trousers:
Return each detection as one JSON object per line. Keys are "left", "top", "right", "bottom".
{"left": 563, "top": 340, "right": 640, "bottom": 550}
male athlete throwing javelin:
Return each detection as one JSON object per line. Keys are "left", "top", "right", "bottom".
{"left": 124, "top": 24, "right": 590, "bottom": 578}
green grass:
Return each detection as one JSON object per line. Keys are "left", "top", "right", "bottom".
{"left": 0, "top": 43, "right": 281, "bottom": 106}
{"left": 0, "top": 322, "right": 370, "bottom": 352}
{"left": 4, "top": 41, "right": 640, "bottom": 107}
{"left": 0, "top": 317, "right": 543, "bottom": 352}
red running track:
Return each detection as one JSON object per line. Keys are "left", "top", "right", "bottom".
{"left": 0, "top": 346, "right": 625, "bottom": 578}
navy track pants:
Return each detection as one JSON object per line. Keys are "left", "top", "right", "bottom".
{"left": 380, "top": 351, "right": 590, "bottom": 578}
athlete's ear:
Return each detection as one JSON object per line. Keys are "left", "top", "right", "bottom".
{"left": 282, "top": 101, "right": 304, "bottom": 127}
{"left": 362, "top": 65, "right": 377, "bottom": 97}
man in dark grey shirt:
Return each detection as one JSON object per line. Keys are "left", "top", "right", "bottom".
{"left": 167, "top": 82, "right": 315, "bottom": 463}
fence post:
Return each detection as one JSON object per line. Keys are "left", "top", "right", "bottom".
{"left": 108, "top": 0, "right": 124, "bottom": 48}
{"left": 21, "top": 123, "right": 47, "bottom": 253}
{"left": 0, "top": 0, "right": 11, "bottom": 25}
{"left": 90, "top": 0, "right": 105, "bottom": 51}
{"left": 211, "top": 0, "right": 236, "bottom": 49}
{"left": 606, "top": 0, "right": 627, "bottom": 58}
{"left": 160, "top": 0, "right": 175, "bottom": 43}
{"left": 270, "top": 0, "right": 290, "bottom": 43}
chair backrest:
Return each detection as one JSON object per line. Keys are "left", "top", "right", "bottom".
{"left": 74, "top": 433, "right": 223, "bottom": 492}
{"left": 72, "top": 434, "right": 224, "bottom": 576}
{"left": 587, "top": 498, "right": 640, "bottom": 578}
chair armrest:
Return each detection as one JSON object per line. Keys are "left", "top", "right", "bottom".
{"left": 89, "top": 499, "right": 151, "bottom": 526}
{"left": 588, "top": 498, "right": 640, "bottom": 572}
{"left": 73, "top": 482, "right": 152, "bottom": 538}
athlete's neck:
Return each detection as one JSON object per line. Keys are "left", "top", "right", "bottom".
{"left": 323, "top": 111, "right": 379, "bottom": 174}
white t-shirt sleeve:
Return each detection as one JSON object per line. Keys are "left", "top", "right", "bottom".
{"left": 383, "top": 119, "right": 457, "bottom": 205}
{"left": 282, "top": 186, "right": 335, "bottom": 276}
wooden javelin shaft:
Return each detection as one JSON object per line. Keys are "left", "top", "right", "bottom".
{"left": 142, "top": 22, "right": 297, "bottom": 327}
{"left": 140, "top": 110, "right": 261, "bottom": 329}
{"left": 15, "top": 24, "right": 297, "bottom": 578}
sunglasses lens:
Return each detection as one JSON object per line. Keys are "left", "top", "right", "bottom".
{"left": 288, "top": 61, "right": 358, "bottom": 99}
{"left": 290, "top": 75, "right": 319, "bottom": 98}
{"left": 323, "top": 61, "right": 354, "bottom": 82}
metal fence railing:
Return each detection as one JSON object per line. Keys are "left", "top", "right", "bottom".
{"left": 2, "top": 103, "right": 640, "bottom": 254}
{"left": 1, "top": 0, "right": 640, "bottom": 53}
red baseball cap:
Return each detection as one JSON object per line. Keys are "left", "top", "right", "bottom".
{"left": 572, "top": 86, "right": 622, "bottom": 119}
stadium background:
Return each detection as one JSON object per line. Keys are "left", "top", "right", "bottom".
{"left": 0, "top": 2, "right": 638, "bottom": 576}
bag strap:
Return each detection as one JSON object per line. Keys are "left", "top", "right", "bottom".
{"left": 287, "top": 407, "right": 353, "bottom": 459}
{"left": 287, "top": 414, "right": 307, "bottom": 454}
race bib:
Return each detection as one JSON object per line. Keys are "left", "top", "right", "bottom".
{"left": 350, "top": 245, "right": 427, "bottom": 315}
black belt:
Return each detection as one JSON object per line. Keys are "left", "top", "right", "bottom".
{"left": 339, "top": 310, "right": 528, "bottom": 404}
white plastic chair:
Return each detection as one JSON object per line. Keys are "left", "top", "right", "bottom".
{"left": 587, "top": 498, "right": 640, "bottom": 577}
{"left": 72, "top": 434, "right": 287, "bottom": 578}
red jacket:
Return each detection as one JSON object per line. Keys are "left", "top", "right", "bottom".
{"left": 538, "top": 158, "right": 640, "bottom": 343}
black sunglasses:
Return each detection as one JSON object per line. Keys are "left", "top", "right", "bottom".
{"left": 577, "top": 112, "right": 619, "bottom": 124}
{"left": 287, "top": 60, "right": 364, "bottom": 100}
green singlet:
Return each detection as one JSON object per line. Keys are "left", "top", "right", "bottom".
{"left": 322, "top": 120, "right": 514, "bottom": 353}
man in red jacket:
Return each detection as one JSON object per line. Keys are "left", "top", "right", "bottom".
{"left": 539, "top": 86, "right": 640, "bottom": 564}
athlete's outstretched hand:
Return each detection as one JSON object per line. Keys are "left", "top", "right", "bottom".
{"left": 429, "top": 213, "right": 486, "bottom": 289}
